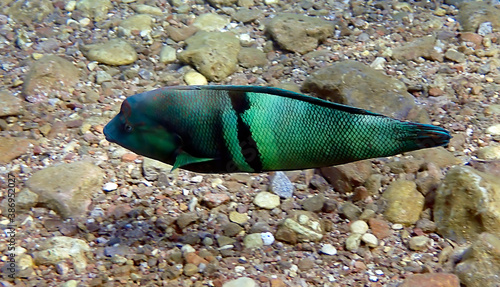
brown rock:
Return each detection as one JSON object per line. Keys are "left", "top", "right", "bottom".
{"left": 184, "top": 252, "right": 209, "bottom": 265}
{"left": 320, "top": 160, "right": 373, "bottom": 193}
{"left": 0, "top": 91, "right": 23, "bottom": 117}
{"left": 460, "top": 32, "right": 483, "bottom": 47}
{"left": 25, "top": 161, "right": 104, "bottom": 218}
{"left": 203, "top": 193, "right": 230, "bottom": 208}
{"left": 368, "top": 218, "right": 391, "bottom": 239}
{"left": 165, "top": 25, "right": 198, "bottom": 42}
{"left": 23, "top": 55, "right": 80, "bottom": 103}
{"left": 0, "top": 137, "right": 33, "bottom": 164}
{"left": 400, "top": 273, "right": 459, "bottom": 287}
{"left": 434, "top": 166, "right": 500, "bottom": 244}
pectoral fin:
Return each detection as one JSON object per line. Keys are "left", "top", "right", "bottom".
{"left": 171, "top": 151, "right": 214, "bottom": 171}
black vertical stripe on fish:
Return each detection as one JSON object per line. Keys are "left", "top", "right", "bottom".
{"left": 228, "top": 91, "right": 263, "bottom": 172}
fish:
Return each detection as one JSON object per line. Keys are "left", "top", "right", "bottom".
{"left": 103, "top": 85, "right": 451, "bottom": 173}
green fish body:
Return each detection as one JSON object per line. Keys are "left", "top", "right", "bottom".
{"left": 103, "top": 86, "right": 451, "bottom": 173}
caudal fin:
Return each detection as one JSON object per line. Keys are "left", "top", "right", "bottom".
{"left": 404, "top": 122, "right": 451, "bottom": 149}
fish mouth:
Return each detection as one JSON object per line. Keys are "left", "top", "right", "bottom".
{"left": 103, "top": 123, "right": 116, "bottom": 143}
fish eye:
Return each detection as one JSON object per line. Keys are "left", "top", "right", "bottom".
{"left": 124, "top": 124, "right": 133, "bottom": 132}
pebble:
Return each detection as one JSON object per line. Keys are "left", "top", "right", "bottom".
{"left": 350, "top": 220, "right": 369, "bottom": 234}
{"left": 183, "top": 263, "right": 198, "bottom": 276}
{"left": 320, "top": 243, "right": 337, "bottom": 255}
{"left": 392, "top": 223, "right": 404, "bottom": 230}
{"left": 486, "top": 124, "right": 500, "bottom": 135}
{"left": 193, "top": 13, "right": 229, "bottom": 32}
{"left": 409, "top": 235, "right": 430, "bottom": 251}
{"left": 345, "top": 233, "right": 362, "bottom": 251}
{"left": 261, "top": 232, "right": 275, "bottom": 245}
{"left": 33, "top": 236, "right": 90, "bottom": 274}
{"left": 478, "top": 22, "right": 493, "bottom": 36}
{"left": 361, "top": 233, "right": 379, "bottom": 248}
{"left": 184, "top": 71, "right": 208, "bottom": 85}
{"left": 203, "top": 193, "right": 230, "bottom": 208}
{"left": 190, "top": 175, "right": 203, "bottom": 183}
{"left": 269, "top": 171, "right": 294, "bottom": 198}
{"left": 229, "top": 211, "right": 249, "bottom": 224}
{"left": 82, "top": 38, "right": 138, "bottom": 66}
{"left": 368, "top": 218, "right": 392, "bottom": 239}
{"left": 160, "top": 45, "right": 177, "bottom": 63}
{"left": 222, "top": 277, "right": 259, "bottom": 287}
{"left": 253, "top": 191, "right": 280, "bottom": 209}
{"left": 382, "top": 180, "right": 424, "bottom": 226}
{"left": 301, "top": 194, "right": 325, "bottom": 212}
{"left": 102, "top": 182, "right": 118, "bottom": 192}
{"left": 243, "top": 233, "right": 264, "bottom": 249}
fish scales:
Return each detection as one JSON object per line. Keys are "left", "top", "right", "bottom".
{"left": 103, "top": 85, "right": 451, "bottom": 173}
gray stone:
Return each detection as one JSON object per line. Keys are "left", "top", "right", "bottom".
{"left": 223, "top": 222, "right": 243, "bottom": 237}
{"left": 193, "top": 13, "right": 230, "bottom": 32}
{"left": 266, "top": 13, "right": 333, "bottom": 54}
{"left": 392, "top": 35, "right": 441, "bottom": 61}
{"left": 26, "top": 161, "right": 104, "bottom": 218}
{"left": 303, "top": 61, "right": 422, "bottom": 120}
{"left": 119, "top": 14, "right": 153, "bottom": 36}
{"left": 207, "top": 0, "right": 238, "bottom": 7}
{"left": 0, "top": 91, "right": 23, "bottom": 117}
{"left": 456, "top": 2, "right": 500, "bottom": 32}
{"left": 434, "top": 166, "right": 500, "bottom": 244}
{"left": 33, "top": 236, "right": 90, "bottom": 274}
{"left": 178, "top": 31, "right": 240, "bottom": 81}
{"left": 232, "top": 8, "right": 261, "bottom": 23}
{"left": 176, "top": 212, "right": 199, "bottom": 229}
{"left": 238, "top": 47, "right": 267, "bottom": 68}
{"left": 243, "top": 233, "right": 264, "bottom": 249}
{"left": 455, "top": 233, "right": 500, "bottom": 287}
{"left": 382, "top": 180, "right": 424, "bottom": 226}
{"left": 409, "top": 235, "right": 429, "bottom": 251}
{"left": 444, "top": 49, "right": 466, "bottom": 63}
{"left": 76, "top": 0, "right": 113, "bottom": 22}
{"left": 142, "top": 157, "right": 173, "bottom": 180}
{"left": 7, "top": 0, "right": 54, "bottom": 24}
{"left": 340, "top": 202, "right": 362, "bottom": 221}
{"left": 160, "top": 45, "right": 177, "bottom": 64}
{"left": 301, "top": 194, "right": 325, "bottom": 212}
{"left": 23, "top": 55, "right": 80, "bottom": 103}
{"left": 345, "top": 233, "right": 362, "bottom": 251}
{"left": 269, "top": 171, "right": 294, "bottom": 198}
{"left": 81, "top": 39, "right": 138, "bottom": 66}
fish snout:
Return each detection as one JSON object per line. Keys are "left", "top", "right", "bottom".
{"left": 103, "top": 123, "right": 116, "bottom": 143}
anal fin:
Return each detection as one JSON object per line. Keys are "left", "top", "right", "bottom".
{"left": 171, "top": 151, "right": 214, "bottom": 171}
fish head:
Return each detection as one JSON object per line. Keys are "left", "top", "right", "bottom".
{"left": 103, "top": 96, "right": 179, "bottom": 163}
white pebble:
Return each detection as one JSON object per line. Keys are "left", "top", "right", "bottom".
{"left": 375, "top": 269, "right": 384, "bottom": 275}
{"left": 190, "top": 175, "right": 203, "bottom": 183}
{"left": 361, "top": 233, "right": 378, "bottom": 247}
{"left": 181, "top": 244, "right": 196, "bottom": 254}
{"left": 102, "top": 182, "right": 118, "bottom": 192}
{"left": 369, "top": 275, "right": 378, "bottom": 282}
{"left": 65, "top": 0, "right": 77, "bottom": 11}
{"left": 261, "top": 232, "right": 275, "bottom": 245}
{"left": 234, "top": 266, "right": 245, "bottom": 273}
{"left": 486, "top": 124, "right": 500, "bottom": 135}
{"left": 320, "top": 243, "right": 337, "bottom": 255}
{"left": 392, "top": 223, "right": 404, "bottom": 230}
{"left": 350, "top": 220, "right": 369, "bottom": 234}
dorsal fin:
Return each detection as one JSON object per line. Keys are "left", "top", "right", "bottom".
{"left": 167, "top": 85, "right": 384, "bottom": 117}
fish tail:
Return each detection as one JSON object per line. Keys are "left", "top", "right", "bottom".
{"left": 402, "top": 122, "right": 451, "bottom": 150}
